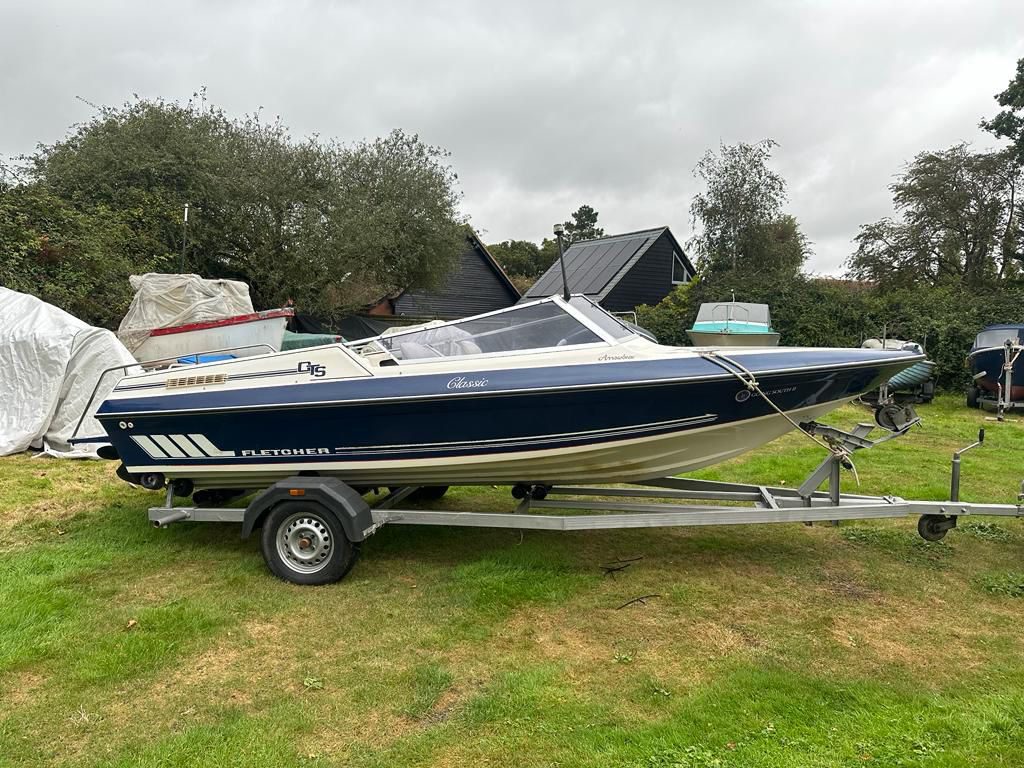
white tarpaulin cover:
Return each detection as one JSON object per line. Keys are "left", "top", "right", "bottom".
{"left": 0, "top": 287, "right": 138, "bottom": 457}
{"left": 117, "top": 273, "right": 254, "bottom": 353}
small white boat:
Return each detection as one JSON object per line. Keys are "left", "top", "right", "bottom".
{"left": 687, "top": 302, "right": 780, "bottom": 347}
{"left": 133, "top": 308, "right": 294, "bottom": 365}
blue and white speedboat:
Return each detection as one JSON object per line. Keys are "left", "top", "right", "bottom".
{"left": 80, "top": 296, "right": 921, "bottom": 490}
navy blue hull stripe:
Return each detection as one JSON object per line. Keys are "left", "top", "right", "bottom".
{"left": 99, "top": 353, "right": 918, "bottom": 418}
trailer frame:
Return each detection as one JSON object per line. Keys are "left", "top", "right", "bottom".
{"left": 144, "top": 420, "right": 1024, "bottom": 584}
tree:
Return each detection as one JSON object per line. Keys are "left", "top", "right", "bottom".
{"left": 0, "top": 182, "right": 161, "bottom": 327}
{"left": 487, "top": 202, "right": 604, "bottom": 289}
{"left": 488, "top": 239, "right": 544, "bottom": 278}
{"left": 848, "top": 144, "right": 1021, "bottom": 288}
{"left": 688, "top": 140, "right": 807, "bottom": 282}
{"left": 982, "top": 57, "right": 1024, "bottom": 164}
{"left": 562, "top": 204, "right": 604, "bottom": 244}
{"left": 17, "top": 96, "right": 466, "bottom": 325}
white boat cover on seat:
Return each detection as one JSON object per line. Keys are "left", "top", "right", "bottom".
{"left": 117, "top": 273, "right": 254, "bottom": 353}
{"left": 0, "top": 287, "right": 137, "bottom": 457}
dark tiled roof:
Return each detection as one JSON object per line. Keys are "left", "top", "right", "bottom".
{"left": 523, "top": 227, "right": 683, "bottom": 301}
{"left": 392, "top": 230, "right": 521, "bottom": 318}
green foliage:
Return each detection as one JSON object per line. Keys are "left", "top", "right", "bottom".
{"left": 689, "top": 140, "right": 807, "bottom": 281}
{"left": 982, "top": 56, "right": 1024, "bottom": 164}
{"left": 980, "top": 572, "right": 1024, "bottom": 598}
{"left": 637, "top": 271, "right": 1024, "bottom": 390}
{"left": 488, "top": 203, "right": 603, "bottom": 290}
{"left": 960, "top": 521, "right": 1013, "bottom": 543}
{"left": 848, "top": 144, "right": 1021, "bottom": 289}
{"left": 0, "top": 182, "right": 168, "bottom": 327}
{"left": 562, "top": 203, "right": 604, "bottom": 244}
{"left": 487, "top": 239, "right": 547, "bottom": 280}
{"left": 635, "top": 281, "right": 695, "bottom": 346}
{"left": 6, "top": 96, "right": 465, "bottom": 326}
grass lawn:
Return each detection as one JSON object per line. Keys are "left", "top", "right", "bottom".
{"left": 2, "top": 395, "right": 1024, "bottom": 767}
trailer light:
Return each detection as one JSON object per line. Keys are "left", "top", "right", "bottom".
{"left": 289, "top": 489, "right": 305, "bottom": 496}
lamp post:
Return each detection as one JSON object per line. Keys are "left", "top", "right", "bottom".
{"left": 553, "top": 222, "right": 570, "bottom": 301}
{"left": 178, "top": 204, "right": 190, "bottom": 273}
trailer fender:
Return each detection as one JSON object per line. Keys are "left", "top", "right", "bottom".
{"left": 241, "top": 477, "right": 374, "bottom": 543}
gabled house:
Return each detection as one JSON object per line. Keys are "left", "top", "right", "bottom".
{"left": 520, "top": 227, "right": 694, "bottom": 312}
{"left": 368, "top": 229, "right": 520, "bottom": 320}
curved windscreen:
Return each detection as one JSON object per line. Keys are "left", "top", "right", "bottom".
{"left": 975, "top": 328, "right": 1024, "bottom": 349}
{"left": 376, "top": 301, "right": 603, "bottom": 360}
{"left": 695, "top": 302, "right": 772, "bottom": 326}
{"left": 567, "top": 296, "right": 637, "bottom": 339}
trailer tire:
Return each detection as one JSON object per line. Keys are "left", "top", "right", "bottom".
{"left": 261, "top": 501, "right": 359, "bottom": 585}
{"left": 917, "top": 514, "right": 949, "bottom": 542}
{"left": 412, "top": 485, "right": 449, "bottom": 502}
{"left": 966, "top": 387, "right": 980, "bottom": 409}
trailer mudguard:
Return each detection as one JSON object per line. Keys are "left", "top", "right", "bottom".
{"left": 241, "top": 476, "right": 374, "bottom": 542}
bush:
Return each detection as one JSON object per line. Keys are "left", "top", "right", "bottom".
{"left": 635, "top": 275, "right": 1024, "bottom": 390}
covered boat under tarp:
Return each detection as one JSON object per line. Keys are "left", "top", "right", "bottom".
{"left": 118, "top": 274, "right": 291, "bottom": 364}
{"left": 0, "top": 287, "right": 137, "bottom": 457}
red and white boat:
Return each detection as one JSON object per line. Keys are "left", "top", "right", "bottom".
{"left": 132, "top": 308, "right": 294, "bottom": 365}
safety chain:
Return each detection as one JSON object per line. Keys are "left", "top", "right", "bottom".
{"left": 698, "top": 350, "right": 858, "bottom": 479}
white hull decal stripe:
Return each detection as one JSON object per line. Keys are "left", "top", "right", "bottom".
{"left": 189, "top": 434, "right": 237, "bottom": 457}
{"left": 170, "top": 434, "right": 205, "bottom": 457}
{"left": 152, "top": 434, "right": 186, "bottom": 458}
{"left": 131, "top": 435, "right": 167, "bottom": 459}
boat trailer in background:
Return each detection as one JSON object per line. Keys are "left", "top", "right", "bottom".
{"left": 968, "top": 339, "right": 1024, "bottom": 421}
{"left": 145, "top": 418, "right": 1024, "bottom": 585}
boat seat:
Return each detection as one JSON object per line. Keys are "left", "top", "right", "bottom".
{"left": 397, "top": 341, "right": 437, "bottom": 360}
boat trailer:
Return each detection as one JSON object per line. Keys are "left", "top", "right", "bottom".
{"left": 969, "top": 339, "right": 1024, "bottom": 420}
{"left": 144, "top": 419, "right": 1024, "bottom": 585}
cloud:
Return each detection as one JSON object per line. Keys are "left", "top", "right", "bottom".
{"left": 1, "top": 0, "right": 1021, "bottom": 272}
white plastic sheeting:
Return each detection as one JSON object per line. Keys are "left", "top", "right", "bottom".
{"left": 117, "top": 273, "right": 254, "bottom": 353}
{"left": 0, "top": 287, "right": 138, "bottom": 457}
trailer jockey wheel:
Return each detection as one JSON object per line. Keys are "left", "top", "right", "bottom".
{"left": 261, "top": 501, "right": 359, "bottom": 585}
{"left": 917, "top": 514, "right": 954, "bottom": 542}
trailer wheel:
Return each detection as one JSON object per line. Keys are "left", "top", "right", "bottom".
{"left": 261, "top": 501, "right": 359, "bottom": 585}
{"left": 917, "top": 514, "right": 949, "bottom": 542}
{"left": 412, "top": 485, "right": 449, "bottom": 502}
{"left": 966, "top": 387, "right": 980, "bottom": 409}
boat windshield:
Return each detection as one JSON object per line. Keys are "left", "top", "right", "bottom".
{"left": 372, "top": 300, "right": 606, "bottom": 361}
{"left": 566, "top": 296, "right": 637, "bottom": 339}
{"left": 695, "top": 302, "right": 772, "bottom": 326}
{"left": 975, "top": 328, "right": 1024, "bottom": 349}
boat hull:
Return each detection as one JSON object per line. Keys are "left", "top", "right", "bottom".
{"left": 133, "top": 310, "right": 292, "bottom": 365}
{"left": 969, "top": 348, "right": 1024, "bottom": 400}
{"left": 97, "top": 352, "right": 913, "bottom": 488}
{"left": 686, "top": 330, "right": 781, "bottom": 347}
{"left": 888, "top": 360, "right": 935, "bottom": 391}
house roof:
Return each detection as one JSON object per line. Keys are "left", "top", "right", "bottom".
{"left": 466, "top": 229, "right": 521, "bottom": 298}
{"left": 390, "top": 228, "right": 521, "bottom": 318}
{"left": 522, "top": 226, "right": 692, "bottom": 301}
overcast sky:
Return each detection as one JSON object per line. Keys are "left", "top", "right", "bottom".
{"left": 2, "top": 0, "right": 1022, "bottom": 273}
